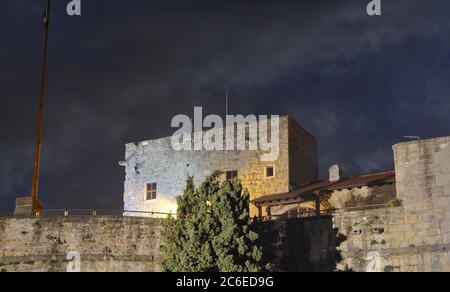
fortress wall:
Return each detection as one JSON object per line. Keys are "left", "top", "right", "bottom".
{"left": 333, "top": 207, "right": 450, "bottom": 272}
{"left": 2, "top": 136, "right": 448, "bottom": 272}
{"left": 0, "top": 216, "right": 161, "bottom": 272}
{"left": 394, "top": 136, "right": 450, "bottom": 213}
{"left": 332, "top": 137, "right": 450, "bottom": 272}
{"left": 394, "top": 137, "right": 450, "bottom": 249}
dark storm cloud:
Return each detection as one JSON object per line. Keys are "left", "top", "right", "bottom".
{"left": 1, "top": 0, "right": 449, "bottom": 212}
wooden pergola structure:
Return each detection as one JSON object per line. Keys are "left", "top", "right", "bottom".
{"left": 251, "top": 170, "right": 396, "bottom": 219}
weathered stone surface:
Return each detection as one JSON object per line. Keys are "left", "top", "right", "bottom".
{"left": 0, "top": 216, "right": 161, "bottom": 272}
{"left": 257, "top": 217, "right": 339, "bottom": 272}
{"left": 3, "top": 136, "right": 449, "bottom": 272}
{"left": 14, "top": 197, "right": 43, "bottom": 217}
{"left": 330, "top": 136, "right": 450, "bottom": 272}
{"left": 122, "top": 116, "right": 318, "bottom": 217}
{"left": 393, "top": 136, "right": 450, "bottom": 212}
{"left": 328, "top": 184, "right": 396, "bottom": 210}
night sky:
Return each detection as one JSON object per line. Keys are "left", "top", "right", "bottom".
{"left": 1, "top": 0, "right": 449, "bottom": 213}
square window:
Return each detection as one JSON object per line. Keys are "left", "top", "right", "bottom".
{"left": 226, "top": 170, "right": 238, "bottom": 181}
{"left": 146, "top": 183, "right": 157, "bottom": 200}
{"left": 265, "top": 166, "right": 275, "bottom": 178}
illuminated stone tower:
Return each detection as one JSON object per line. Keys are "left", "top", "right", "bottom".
{"left": 121, "top": 116, "right": 318, "bottom": 217}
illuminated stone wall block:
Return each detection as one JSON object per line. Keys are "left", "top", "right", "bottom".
{"left": 122, "top": 116, "right": 318, "bottom": 217}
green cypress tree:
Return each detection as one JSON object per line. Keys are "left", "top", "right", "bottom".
{"left": 160, "top": 171, "right": 267, "bottom": 272}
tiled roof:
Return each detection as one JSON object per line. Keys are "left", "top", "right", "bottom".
{"left": 327, "top": 171, "right": 395, "bottom": 191}
{"left": 251, "top": 171, "right": 395, "bottom": 205}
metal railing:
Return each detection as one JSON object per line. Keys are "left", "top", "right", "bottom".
{"left": 255, "top": 209, "right": 333, "bottom": 222}
{"left": 256, "top": 203, "right": 394, "bottom": 222}
{"left": 1, "top": 209, "right": 176, "bottom": 219}
{"left": 0, "top": 212, "right": 14, "bottom": 218}
{"left": 1, "top": 202, "right": 396, "bottom": 220}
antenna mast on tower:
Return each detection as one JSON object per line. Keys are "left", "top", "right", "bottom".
{"left": 225, "top": 89, "right": 229, "bottom": 117}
